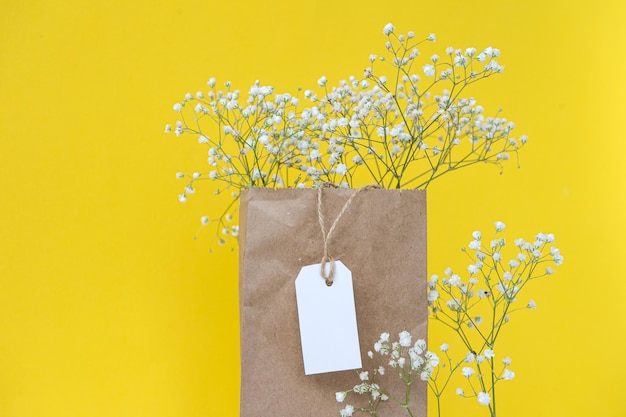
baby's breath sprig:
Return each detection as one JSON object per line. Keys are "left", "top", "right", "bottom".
{"left": 336, "top": 331, "right": 439, "bottom": 417}
{"left": 166, "top": 23, "right": 527, "bottom": 245}
{"left": 338, "top": 222, "right": 562, "bottom": 417}
{"left": 427, "top": 222, "right": 563, "bottom": 417}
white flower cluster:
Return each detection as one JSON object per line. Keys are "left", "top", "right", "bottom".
{"left": 453, "top": 348, "right": 515, "bottom": 407}
{"left": 166, "top": 23, "right": 526, "bottom": 245}
{"left": 428, "top": 221, "right": 563, "bottom": 323}
{"left": 425, "top": 222, "right": 563, "bottom": 414}
{"left": 336, "top": 331, "right": 438, "bottom": 416}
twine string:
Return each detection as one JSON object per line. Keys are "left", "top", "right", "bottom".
{"left": 317, "top": 184, "right": 379, "bottom": 286}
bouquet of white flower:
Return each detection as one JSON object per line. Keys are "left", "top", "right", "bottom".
{"left": 166, "top": 23, "right": 526, "bottom": 246}
{"left": 167, "top": 22, "right": 552, "bottom": 417}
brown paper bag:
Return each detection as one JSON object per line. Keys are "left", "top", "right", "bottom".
{"left": 238, "top": 187, "right": 427, "bottom": 417}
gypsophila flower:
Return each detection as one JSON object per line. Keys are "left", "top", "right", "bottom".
{"left": 399, "top": 331, "right": 412, "bottom": 347}
{"left": 423, "top": 224, "right": 563, "bottom": 415}
{"left": 468, "top": 240, "right": 481, "bottom": 250}
{"left": 423, "top": 64, "right": 436, "bottom": 77}
{"left": 477, "top": 392, "right": 491, "bottom": 406}
{"left": 502, "top": 369, "right": 515, "bottom": 380}
{"left": 340, "top": 404, "right": 354, "bottom": 417}
{"left": 383, "top": 23, "right": 394, "bottom": 35}
{"left": 336, "top": 392, "right": 347, "bottom": 403}
{"left": 440, "top": 343, "right": 449, "bottom": 352}
{"left": 456, "top": 388, "right": 465, "bottom": 396}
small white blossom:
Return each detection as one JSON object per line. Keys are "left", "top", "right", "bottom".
{"left": 340, "top": 404, "right": 354, "bottom": 417}
{"left": 440, "top": 343, "right": 449, "bottom": 352}
{"left": 425, "top": 351, "right": 439, "bottom": 367}
{"left": 484, "top": 349, "right": 495, "bottom": 359}
{"left": 448, "top": 274, "right": 461, "bottom": 286}
{"left": 462, "top": 367, "right": 474, "bottom": 377}
{"left": 527, "top": 299, "right": 537, "bottom": 309}
{"left": 336, "top": 392, "right": 346, "bottom": 403}
{"left": 414, "top": 339, "right": 427, "bottom": 354}
{"left": 399, "top": 331, "right": 412, "bottom": 347}
{"left": 502, "top": 369, "right": 515, "bottom": 380}
{"left": 383, "top": 23, "right": 394, "bottom": 35}
{"left": 456, "top": 388, "right": 465, "bottom": 396}
{"left": 477, "top": 392, "right": 491, "bottom": 406}
{"left": 423, "top": 64, "right": 435, "bottom": 77}
{"left": 335, "top": 163, "right": 348, "bottom": 176}
{"left": 495, "top": 221, "right": 506, "bottom": 232}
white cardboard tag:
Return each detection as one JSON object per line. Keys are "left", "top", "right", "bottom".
{"left": 295, "top": 260, "right": 362, "bottom": 375}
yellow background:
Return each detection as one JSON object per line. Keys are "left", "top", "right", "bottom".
{"left": 1, "top": 1, "right": 625, "bottom": 416}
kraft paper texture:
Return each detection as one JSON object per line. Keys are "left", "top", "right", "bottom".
{"left": 238, "top": 187, "right": 427, "bottom": 417}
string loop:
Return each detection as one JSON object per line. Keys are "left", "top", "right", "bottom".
{"left": 317, "top": 183, "right": 380, "bottom": 285}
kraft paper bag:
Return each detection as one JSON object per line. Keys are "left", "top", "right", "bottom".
{"left": 238, "top": 187, "right": 427, "bottom": 417}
